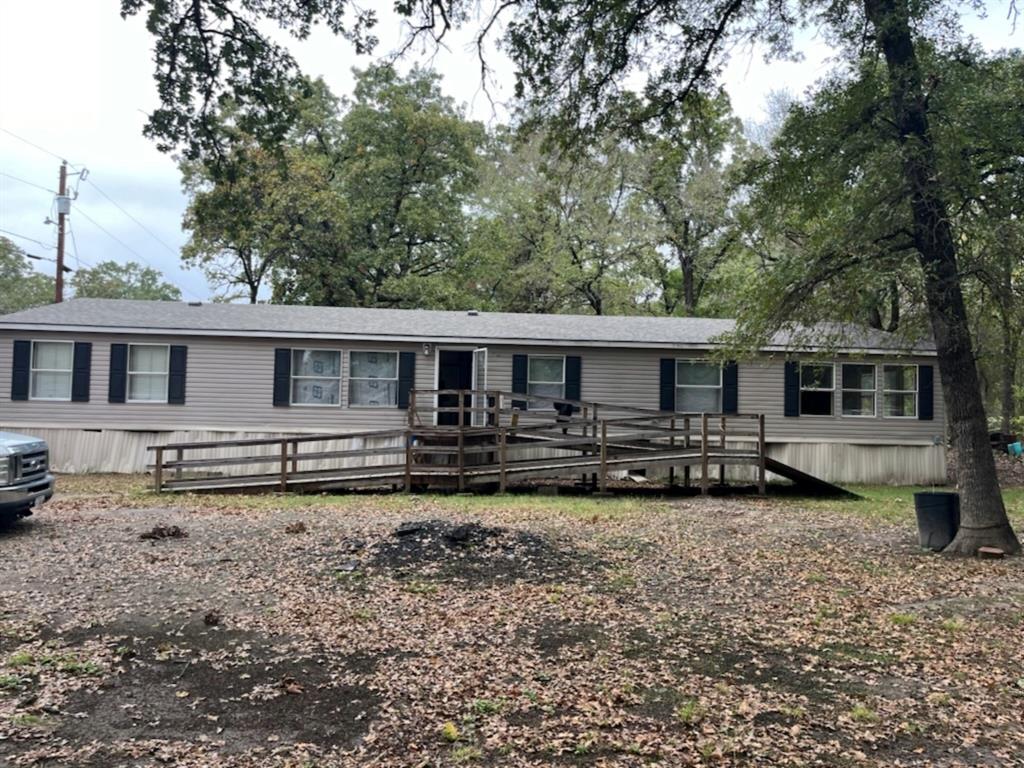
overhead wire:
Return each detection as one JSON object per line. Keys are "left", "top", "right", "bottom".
{"left": 2, "top": 128, "right": 204, "bottom": 300}
{"left": 0, "top": 171, "right": 57, "bottom": 195}
{"left": 0, "top": 127, "right": 82, "bottom": 168}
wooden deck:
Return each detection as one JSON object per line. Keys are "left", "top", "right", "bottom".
{"left": 148, "top": 389, "right": 852, "bottom": 497}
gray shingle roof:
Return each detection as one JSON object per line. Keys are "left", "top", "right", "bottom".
{"left": 0, "top": 298, "right": 933, "bottom": 352}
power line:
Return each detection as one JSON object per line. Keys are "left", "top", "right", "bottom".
{"left": 0, "top": 127, "right": 81, "bottom": 168}
{"left": 83, "top": 177, "right": 180, "bottom": 257}
{"left": 73, "top": 205, "right": 204, "bottom": 301}
{"left": 0, "top": 227, "right": 55, "bottom": 250}
{"left": 0, "top": 171, "right": 57, "bottom": 195}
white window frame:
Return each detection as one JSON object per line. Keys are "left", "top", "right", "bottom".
{"left": 289, "top": 348, "right": 343, "bottom": 407}
{"left": 526, "top": 354, "right": 566, "bottom": 408}
{"left": 882, "top": 363, "right": 919, "bottom": 419}
{"left": 799, "top": 362, "right": 835, "bottom": 417}
{"left": 29, "top": 340, "right": 74, "bottom": 402}
{"left": 675, "top": 359, "right": 723, "bottom": 413}
{"left": 347, "top": 350, "right": 400, "bottom": 408}
{"left": 840, "top": 363, "right": 877, "bottom": 418}
{"left": 126, "top": 343, "right": 170, "bottom": 404}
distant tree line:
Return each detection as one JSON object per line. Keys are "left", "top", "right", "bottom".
{"left": 178, "top": 59, "right": 1022, "bottom": 437}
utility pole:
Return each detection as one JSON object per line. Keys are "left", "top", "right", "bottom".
{"left": 55, "top": 161, "right": 68, "bottom": 303}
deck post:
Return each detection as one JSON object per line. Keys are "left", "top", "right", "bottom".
{"left": 700, "top": 413, "right": 709, "bottom": 496}
{"left": 758, "top": 413, "right": 767, "bottom": 495}
{"left": 668, "top": 416, "right": 676, "bottom": 488}
{"left": 683, "top": 416, "right": 691, "bottom": 488}
{"left": 719, "top": 415, "right": 727, "bottom": 485}
{"left": 585, "top": 405, "right": 593, "bottom": 483}
{"left": 409, "top": 390, "right": 417, "bottom": 428}
{"left": 599, "top": 420, "right": 608, "bottom": 493}
{"left": 499, "top": 427, "right": 507, "bottom": 493}
{"left": 174, "top": 447, "right": 183, "bottom": 481}
{"left": 457, "top": 428, "right": 466, "bottom": 492}
{"left": 591, "top": 405, "right": 599, "bottom": 488}
{"left": 290, "top": 440, "right": 299, "bottom": 475}
{"left": 491, "top": 391, "right": 500, "bottom": 427}
{"left": 458, "top": 389, "right": 466, "bottom": 427}
{"left": 154, "top": 446, "right": 164, "bottom": 493}
{"left": 404, "top": 431, "right": 413, "bottom": 493}
{"left": 280, "top": 439, "right": 288, "bottom": 493}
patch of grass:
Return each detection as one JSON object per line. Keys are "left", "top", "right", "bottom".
{"left": 56, "top": 658, "right": 102, "bottom": 675}
{"left": 10, "top": 713, "right": 46, "bottom": 728}
{"left": 7, "top": 650, "right": 34, "bottom": 667}
{"left": 889, "top": 613, "right": 917, "bottom": 626}
{"left": 675, "top": 698, "right": 706, "bottom": 725}
{"left": 791, "top": 485, "right": 1024, "bottom": 525}
{"left": 780, "top": 705, "right": 807, "bottom": 719}
{"left": 573, "top": 731, "right": 599, "bottom": 755}
{"left": 849, "top": 704, "right": 880, "bottom": 724}
{"left": 404, "top": 579, "right": 439, "bottom": 595}
{"left": 450, "top": 745, "right": 483, "bottom": 762}
{"left": 604, "top": 568, "right": 637, "bottom": 592}
{"left": 940, "top": 617, "right": 965, "bottom": 632}
{"left": 0, "top": 673, "right": 26, "bottom": 691}
{"left": 440, "top": 721, "right": 461, "bottom": 742}
{"left": 470, "top": 698, "right": 504, "bottom": 716}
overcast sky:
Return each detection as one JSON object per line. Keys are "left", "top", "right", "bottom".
{"left": 0, "top": 2, "right": 1018, "bottom": 302}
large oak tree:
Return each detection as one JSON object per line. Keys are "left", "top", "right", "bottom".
{"left": 123, "top": 0, "right": 1020, "bottom": 554}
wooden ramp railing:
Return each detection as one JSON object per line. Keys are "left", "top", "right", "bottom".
{"left": 148, "top": 389, "right": 769, "bottom": 494}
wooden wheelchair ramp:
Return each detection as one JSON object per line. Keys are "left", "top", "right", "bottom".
{"left": 148, "top": 389, "right": 852, "bottom": 498}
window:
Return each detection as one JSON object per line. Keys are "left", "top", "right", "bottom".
{"left": 127, "top": 344, "right": 169, "bottom": 402}
{"left": 349, "top": 351, "right": 398, "bottom": 407}
{"left": 800, "top": 363, "right": 834, "bottom": 416}
{"left": 527, "top": 355, "right": 565, "bottom": 404}
{"left": 841, "top": 364, "right": 876, "bottom": 417}
{"left": 291, "top": 349, "right": 341, "bottom": 406}
{"left": 883, "top": 364, "right": 918, "bottom": 417}
{"left": 676, "top": 360, "right": 722, "bottom": 412}
{"left": 30, "top": 341, "right": 73, "bottom": 400}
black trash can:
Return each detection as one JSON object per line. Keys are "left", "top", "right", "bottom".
{"left": 913, "top": 491, "right": 960, "bottom": 551}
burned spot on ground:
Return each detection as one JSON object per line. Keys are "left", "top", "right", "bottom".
{"left": 352, "top": 519, "right": 599, "bottom": 586}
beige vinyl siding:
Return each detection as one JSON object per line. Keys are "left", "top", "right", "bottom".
{"left": 0, "top": 333, "right": 432, "bottom": 432}
{"left": 480, "top": 345, "right": 945, "bottom": 444}
{"left": 0, "top": 332, "right": 944, "bottom": 444}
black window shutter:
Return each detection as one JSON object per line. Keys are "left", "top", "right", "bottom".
{"left": 397, "top": 351, "right": 416, "bottom": 409}
{"left": 108, "top": 343, "right": 128, "bottom": 403}
{"left": 11, "top": 340, "right": 31, "bottom": 401}
{"left": 784, "top": 361, "right": 800, "bottom": 417}
{"left": 168, "top": 345, "right": 187, "bottom": 405}
{"left": 659, "top": 358, "right": 676, "bottom": 411}
{"left": 722, "top": 361, "right": 739, "bottom": 414}
{"left": 919, "top": 364, "right": 934, "bottom": 421}
{"left": 273, "top": 348, "right": 291, "bottom": 406}
{"left": 564, "top": 356, "right": 581, "bottom": 407}
{"left": 511, "top": 354, "right": 528, "bottom": 410}
{"left": 71, "top": 342, "right": 92, "bottom": 402}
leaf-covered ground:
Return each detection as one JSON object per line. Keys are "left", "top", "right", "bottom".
{"left": 1, "top": 476, "right": 1023, "bottom": 767}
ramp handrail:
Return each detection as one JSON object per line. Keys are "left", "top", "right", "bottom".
{"left": 147, "top": 389, "right": 766, "bottom": 495}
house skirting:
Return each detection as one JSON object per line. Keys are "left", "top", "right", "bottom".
{"left": 3, "top": 426, "right": 948, "bottom": 486}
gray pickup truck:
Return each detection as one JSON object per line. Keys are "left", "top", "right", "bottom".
{"left": 0, "top": 432, "right": 54, "bottom": 523}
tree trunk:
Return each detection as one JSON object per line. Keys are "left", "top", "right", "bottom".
{"left": 865, "top": 0, "right": 1019, "bottom": 555}
{"left": 682, "top": 256, "right": 696, "bottom": 316}
{"left": 1000, "top": 310, "right": 1015, "bottom": 435}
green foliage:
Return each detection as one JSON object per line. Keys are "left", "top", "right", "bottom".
{"left": 0, "top": 238, "right": 54, "bottom": 314}
{"left": 464, "top": 130, "right": 658, "bottom": 315}
{"left": 70, "top": 260, "right": 181, "bottom": 301}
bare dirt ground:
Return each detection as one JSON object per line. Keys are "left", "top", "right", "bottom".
{"left": 1, "top": 476, "right": 1023, "bottom": 767}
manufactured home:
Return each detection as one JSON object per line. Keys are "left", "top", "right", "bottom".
{"left": 0, "top": 299, "right": 945, "bottom": 485}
